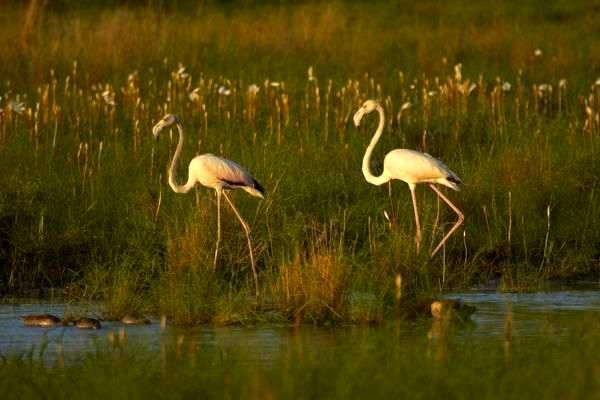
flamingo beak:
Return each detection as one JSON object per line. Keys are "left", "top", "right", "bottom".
{"left": 152, "top": 120, "right": 164, "bottom": 140}
{"left": 353, "top": 109, "right": 364, "bottom": 127}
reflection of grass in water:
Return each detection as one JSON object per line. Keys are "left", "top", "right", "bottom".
{"left": 0, "top": 312, "right": 598, "bottom": 399}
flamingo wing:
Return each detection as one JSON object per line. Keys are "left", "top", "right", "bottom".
{"left": 192, "top": 154, "right": 265, "bottom": 197}
{"left": 384, "top": 149, "right": 461, "bottom": 190}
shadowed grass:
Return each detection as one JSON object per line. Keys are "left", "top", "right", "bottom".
{"left": 83, "top": 256, "right": 155, "bottom": 320}
{"left": 155, "top": 268, "right": 218, "bottom": 326}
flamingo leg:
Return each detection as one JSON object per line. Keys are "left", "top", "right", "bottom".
{"left": 409, "top": 184, "right": 422, "bottom": 252}
{"left": 387, "top": 181, "right": 396, "bottom": 226}
{"left": 222, "top": 192, "right": 259, "bottom": 298}
{"left": 428, "top": 184, "right": 464, "bottom": 257}
{"left": 213, "top": 190, "right": 222, "bottom": 271}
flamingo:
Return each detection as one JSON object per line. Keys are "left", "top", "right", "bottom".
{"left": 353, "top": 100, "right": 464, "bottom": 256}
{"left": 152, "top": 114, "right": 264, "bottom": 297}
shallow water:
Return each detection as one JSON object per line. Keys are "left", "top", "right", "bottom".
{"left": 1, "top": 289, "right": 599, "bottom": 361}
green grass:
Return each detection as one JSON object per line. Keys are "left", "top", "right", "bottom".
{"left": 0, "top": 311, "right": 598, "bottom": 399}
{"left": 0, "top": 0, "right": 599, "bottom": 324}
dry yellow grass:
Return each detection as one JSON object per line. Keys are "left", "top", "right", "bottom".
{"left": 270, "top": 223, "right": 351, "bottom": 323}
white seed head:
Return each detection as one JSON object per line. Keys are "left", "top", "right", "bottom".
{"left": 537, "top": 84, "right": 551, "bottom": 97}
{"left": 454, "top": 63, "right": 462, "bottom": 82}
{"left": 176, "top": 66, "right": 189, "bottom": 80}
{"left": 188, "top": 88, "right": 200, "bottom": 102}
{"left": 218, "top": 86, "right": 231, "bottom": 96}
{"left": 101, "top": 90, "right": 115, "bottom": 106}
{"left": 9, "top": 100, "right": 25, "bottom": 114}
{"left": 534, "top": 48, "right": 543, "bottom": 57}
{"left": 502, "top": 82, "right": 512, "bottom": 92}
{"left": 247, "top": 84, "right": 260, "bottom": 95}
{"left": 400, "top": 101, "right": 412, "bottom": 111}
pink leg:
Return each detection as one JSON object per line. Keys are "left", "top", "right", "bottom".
{"left": 387, "top": 181, "right": 396, "bottom": 226}
{"left": 213, "top": 190, "right": 222, "bottom": 271}
{"left": 428, "top": 184, "right": 464, "bottom": 256}
{"left": 409, "top": 184, "right": 422, "bottom": 252}
{"left": 222, "top": 192, "right": 260, "bottom": 298}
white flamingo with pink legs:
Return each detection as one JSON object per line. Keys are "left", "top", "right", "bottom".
{"left": 353, "top": 100, "right": 464, "bottom": 256}
{"left": 153, "top": 114, "right": 264, "bottom": 296}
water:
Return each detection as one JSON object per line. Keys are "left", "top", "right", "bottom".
{"left": 444, "top": 289, "right": 600, "bottom": 337}
{"left": 1, "top": 290, "right": 599, "bottom": 399}
{"left": 1, "top": 289, "right": 599, "bottom": 360}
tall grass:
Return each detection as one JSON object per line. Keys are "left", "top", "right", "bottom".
{"left": 0, "top": 1, "right": 599, "bottom": 323}
{"left": 268, "top": 219, "right": 353, "bottom": 323}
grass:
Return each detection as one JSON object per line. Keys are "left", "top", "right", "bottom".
{"left": 0, "top": 0, "right": 599, "bottom": 324}
{"left": 0, "top": 311, "right": 598, "bottom": 399}
{"left": 268, "top": 220, "right": 353, "bottom": 323}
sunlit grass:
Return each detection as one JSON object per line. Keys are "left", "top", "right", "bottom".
{"left": 0, "top": 1, "right": 599, "bottom": 324}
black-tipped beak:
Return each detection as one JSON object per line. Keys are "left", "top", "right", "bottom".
{"left": 152, "top": 120, "right": 165, "bottom": 140}
{"left": 353, "top": 109, "right": 364, "bottom": 128}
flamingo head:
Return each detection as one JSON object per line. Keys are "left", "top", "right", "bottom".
{"left": 353, "top": 99, "right": 378, "bottom": 127}
{"left": 152, "top": 114, "right": 180, "bottom": 139}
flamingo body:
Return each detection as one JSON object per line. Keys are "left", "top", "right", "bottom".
{"left": 186, "top": 153, "right": 264, "bottom": 198}
{"left": 354, "top": 100, "right": 464, "bottom": 256}
{"left": 152, "top": 114, "right": 263, "bottom": 297}
{"left": 382, "top": 149, "right": 461, "bottom": 191}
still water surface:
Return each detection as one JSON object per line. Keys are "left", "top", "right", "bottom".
{"left": 1, "top": 289, "right": 599, "bottom": 361}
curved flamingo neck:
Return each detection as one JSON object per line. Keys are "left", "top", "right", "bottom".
{"left": 362, "top": 103, "right": 390, "bottom": 186}
{"left": 168, "top": 123, "right": 196, "bottom": 193}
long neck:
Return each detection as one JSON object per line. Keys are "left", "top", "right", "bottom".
{"left": 168, "top": 123, "right": 195, "bottom": 193}
{"left": 362, "top": 104, "right": 390, "bottom": 186}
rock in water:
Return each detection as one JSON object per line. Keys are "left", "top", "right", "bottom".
{"left": 430, "top": 299, "right": 476, "bottom": 321}
{"left": 22, "top": 314, "right": 61, "bottom": 327}
{"left": 122, "top": 315, "right": 151, "bottom": 325}
{"left": 73, "top": 318, "right": 102, "bottom": 329}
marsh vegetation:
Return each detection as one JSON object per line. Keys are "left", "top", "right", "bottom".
{"left": 0, "top": 0, "right": 599, "bottom": 325}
